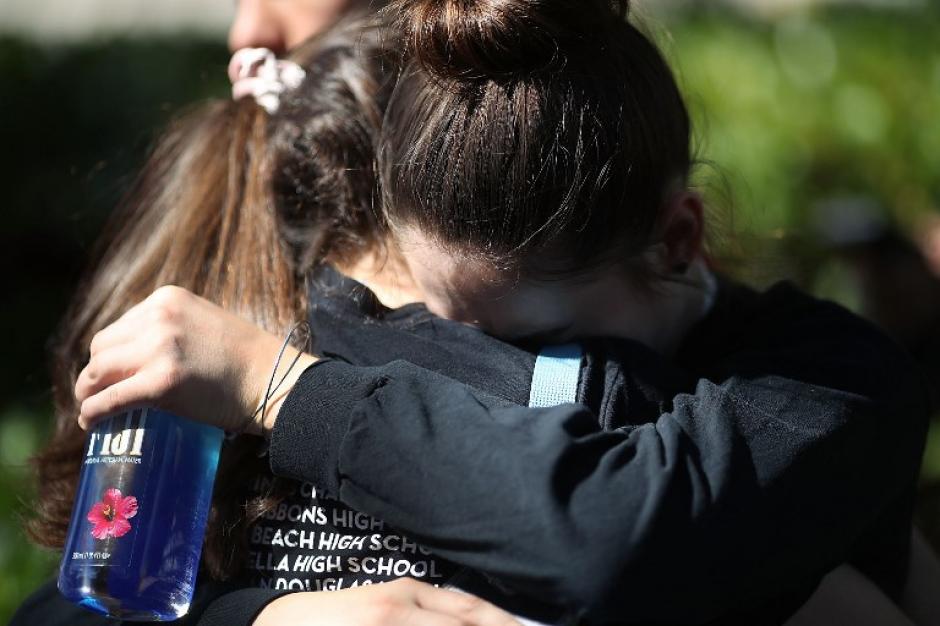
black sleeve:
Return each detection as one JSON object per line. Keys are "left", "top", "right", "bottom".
{"left": 193, "top": 588, "right": 287, "bottom": 626}
{"left": 268, "top": 287, "right": 929, "bottom": 623}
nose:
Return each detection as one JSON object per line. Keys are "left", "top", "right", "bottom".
{"left": 228, "top": 0, "right": 287, "bottom": 55}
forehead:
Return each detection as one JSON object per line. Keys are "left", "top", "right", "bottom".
{"left": 395, "top": 227, "right": 607, "bottom": 341}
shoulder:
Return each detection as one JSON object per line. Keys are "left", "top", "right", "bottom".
{"left": 684, "top": 277, "right": 929, "bottom": 414}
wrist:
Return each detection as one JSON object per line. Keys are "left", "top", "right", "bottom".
{"left": 260, "top": 349, "right": 318, "bottom": 437}
{"left": 240, "top": 331, "right": 284, "bottom": 435}
{"left": 240, "top": 326, "right": 318, "bottom": 437}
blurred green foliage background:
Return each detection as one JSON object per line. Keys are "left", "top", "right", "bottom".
{"left": 2, "top": 3, "right": 939, "bottom": 621}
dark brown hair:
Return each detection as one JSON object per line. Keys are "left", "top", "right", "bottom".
{"left": 381, "top": 0, "right": 692, "bottom": 278}
{"left": 28, "top": 13, "right": 398, "bottom": 579}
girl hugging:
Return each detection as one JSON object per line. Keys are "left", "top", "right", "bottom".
{"left": 17, "top": 1, "right": 937, "bottom": 625}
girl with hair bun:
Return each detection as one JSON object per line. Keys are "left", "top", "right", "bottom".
{"left": 25, "top": 1, "right": 937, "bottom": 624}
{"left": 380, "top": 0, "right": 700, "bottom": 343}
{"left": 15, "top": 11, "right": 524, "bottom": 626}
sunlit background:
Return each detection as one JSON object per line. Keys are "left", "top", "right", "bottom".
{"left": 2, "top": 0, "right": 939, "bottom": 620}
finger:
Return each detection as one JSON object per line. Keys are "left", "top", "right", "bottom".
{"left": 76, "top": 344, "right": 146, "bottom": 403}
{"left": 89, "top": 318, "right": 139, "bottom": 356}
{"left": 78, "top": 374, "right": 160, "bottom": 430}
{"left": 393, "top": 608, "right": 464, "bottom": 626}
{"left": 88, "top": 300, "right": 162, "bottom": 356}
{"left": 406, "top": 582, "right": 522, "bottom": 626}
{"left": 88, "top": 285, "right": 192, "bottom": 356}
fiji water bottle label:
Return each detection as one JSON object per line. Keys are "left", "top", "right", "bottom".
{"left": 67, "top": 408, "right": 157, "bottom": 568}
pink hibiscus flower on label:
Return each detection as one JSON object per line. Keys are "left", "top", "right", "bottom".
{"left": 87, "top": 488, "right": 138, "bottom": 540}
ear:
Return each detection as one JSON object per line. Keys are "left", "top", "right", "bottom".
{"left": 656, "top": 191, "right": 705, "bottom": 274}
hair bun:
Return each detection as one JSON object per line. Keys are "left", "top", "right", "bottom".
{"left": 393, "top": 0, "right": 628, "bottom": 79}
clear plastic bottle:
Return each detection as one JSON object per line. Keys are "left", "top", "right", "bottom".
{"left": 58, "top": 408, "right": 222, "bottom": 621}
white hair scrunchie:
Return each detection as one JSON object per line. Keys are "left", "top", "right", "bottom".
{"left": 228, "top": 47, "right": 306, "bottom": 114}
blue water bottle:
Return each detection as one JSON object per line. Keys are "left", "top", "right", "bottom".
{"left": 58, "top": 408, "right": 223, "bottom": 620}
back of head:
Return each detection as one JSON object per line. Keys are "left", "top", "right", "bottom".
{"left": 381, "top": 0, "right": 691, "bottom": 278}
{"left": 31, "top": 11, "right": 400, "bottom": 578}
{"left": 271, "top": 13, "right": 399, "bottom": 271}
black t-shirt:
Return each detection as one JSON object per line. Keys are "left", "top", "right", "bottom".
{"left": 243, "top": 474, "right": 460, "bottom": 593}
{"left": 266, "top": 268, "right": 928, "bottom": 624}
{"left": 14, "top": 269, "right": 928, "bottom": 626}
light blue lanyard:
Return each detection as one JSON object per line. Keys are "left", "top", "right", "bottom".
{"left": 528, "top": 343, "right": 583, "bottom": 408}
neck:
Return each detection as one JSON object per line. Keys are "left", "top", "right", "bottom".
{"left": 334, "top": 243, "right": 424, "bottom": 310}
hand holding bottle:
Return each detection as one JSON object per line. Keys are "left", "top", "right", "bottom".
{"left": 75, "top": 285, "right": 314, "bottom": 436}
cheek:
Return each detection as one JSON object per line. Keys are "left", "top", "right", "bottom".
{"left": 413, "top": 277, "right": 482, "bottom": 323}
{"left": 425, "top": 281, "right": 580, "bottom": 341}
{"left": 407, "top": 266, "right": 499, "bottom": 325}
{"left": 282, "top": 0, "right": 351, "bottom": 47}
{"left": 480, "top": 293, "right": 576, "bottom": 339}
